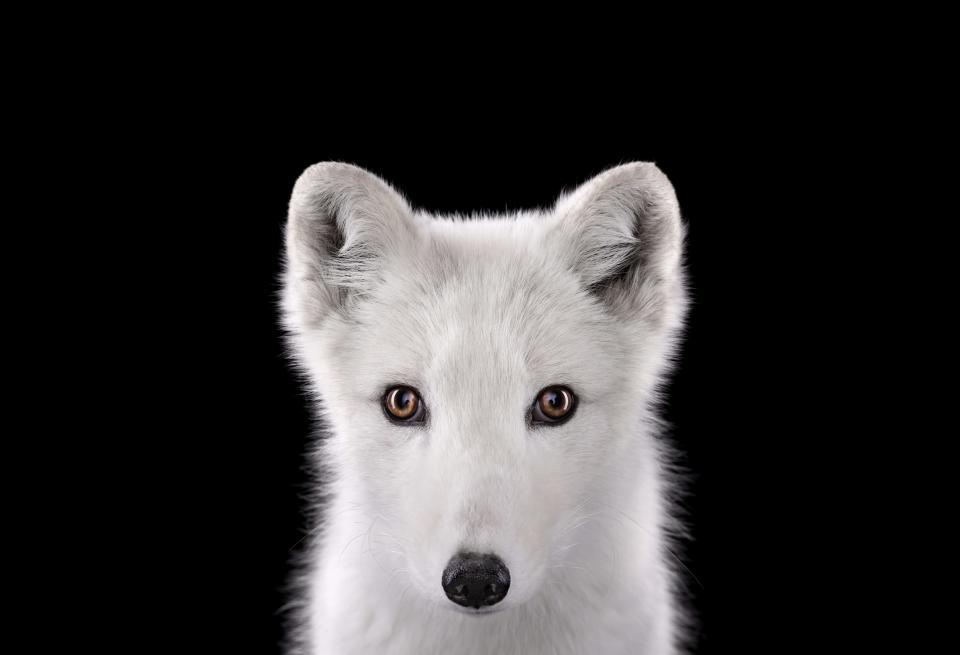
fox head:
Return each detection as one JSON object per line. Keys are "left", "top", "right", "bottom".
{"left": 282, "top": 162, "right": 687, "bottom": 614}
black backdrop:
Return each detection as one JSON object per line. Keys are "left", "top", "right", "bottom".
{"left": 150, "top": 122, "right": 828, "bottom": 653}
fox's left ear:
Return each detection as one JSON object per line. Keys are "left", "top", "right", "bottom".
{"left": 551, "top": 162, "right": 686, "bottom": 329}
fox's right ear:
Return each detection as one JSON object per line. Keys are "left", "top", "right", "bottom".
{"left": 283, "top": 162, "right": 419, "bottom": 329}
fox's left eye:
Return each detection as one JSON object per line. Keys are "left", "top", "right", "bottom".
{"left": 531, "top": 386, "right": 577, "bottom": 425}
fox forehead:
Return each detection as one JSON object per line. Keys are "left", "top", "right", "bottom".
{"left": 334, "top": 227, "right": 631, "bottom": 403}
{"left": 285, "top": 160, "right": 685, "bottom": 423}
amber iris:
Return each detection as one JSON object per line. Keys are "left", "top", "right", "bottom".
{"left": 533, "top": 386, "right": 576, "bottom": 424}
{"left": 384, "top": 386, "right": 422, "bottom": 420}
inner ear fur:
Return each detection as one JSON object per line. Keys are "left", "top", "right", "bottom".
{"left": 551, "top": 162, "right": 686, "bottom": 326}
{"left": 283, "top": 162, "right": 418, "bottom": 328}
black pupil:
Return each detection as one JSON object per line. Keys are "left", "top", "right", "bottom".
{"left": 397, "top": 389, "right": 414, "bottom": 410}
{"left": 548, "top": 391, "right": 561, "bottom": 407}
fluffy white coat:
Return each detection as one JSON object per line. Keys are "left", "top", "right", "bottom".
{"left": 281, "top": 161, "right": 690, "bottom": 654}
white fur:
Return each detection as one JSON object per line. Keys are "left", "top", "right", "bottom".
{"left": 281, "top": 161, "right": 690, "bottom": 654}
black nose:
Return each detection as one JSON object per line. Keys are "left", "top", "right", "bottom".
{"left": 441, "top": 552, "right": 510, "bottom": 609}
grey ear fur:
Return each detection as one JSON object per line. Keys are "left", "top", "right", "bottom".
{"left": 283, "top": 162, "right": 417, "bottom": 328}
{"left": 552, "top": 162, "right": 686, "bottom": 328}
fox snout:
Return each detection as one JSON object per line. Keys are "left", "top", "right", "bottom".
{"left": 441, "top": 552, "right": 511, "bottom": 610}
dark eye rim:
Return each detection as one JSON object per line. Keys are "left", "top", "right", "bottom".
{"left": 381, "top": 384, "right": 428, "bottom": 426}
{"left": 530, "top": 385, "right": 578, "bottom": 427}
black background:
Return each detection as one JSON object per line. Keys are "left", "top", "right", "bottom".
{"left": 135, "top": 117, "right": 838, "bottom": 653}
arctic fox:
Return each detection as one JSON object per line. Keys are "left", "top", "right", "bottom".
{"left": 281, "top": 161, "right": 690, "bottom": 654}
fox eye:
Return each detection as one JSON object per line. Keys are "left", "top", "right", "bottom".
{"left": 383, "top": 385, "right": 426, "bottom": 424}
{"left": 531, "top": 386, "right": 577, "bottom": 425}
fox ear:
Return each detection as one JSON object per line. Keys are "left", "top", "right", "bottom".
{"left": 552, "top": 162, "right": 686, "bottom": 328}
{"left": 283, "top": 162, "right": 418, "bottom": 328}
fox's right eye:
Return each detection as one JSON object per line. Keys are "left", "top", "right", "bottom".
{"left": 382, "top": 385, "right": 426, "bottom": 424}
